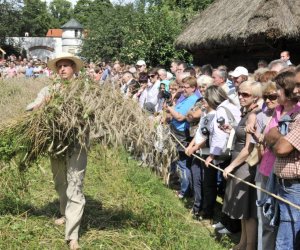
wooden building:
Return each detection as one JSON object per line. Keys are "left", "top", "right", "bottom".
{"left": 175, "top": 0, "right": 300, "bottom": 71}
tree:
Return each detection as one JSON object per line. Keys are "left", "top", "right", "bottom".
{"left": 0, "top": 0, "right": 23, "bottom": 38}
{"left": 49, "top": 0, "right": 73, "bottom": 28}
{"left": 20, "top": 0, "right": 53, "bottom": 36}
{"left": 80, "top": 0, "right": 192, "bottom": 66}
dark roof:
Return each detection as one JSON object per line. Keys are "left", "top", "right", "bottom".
{"left": 176, "top": 0, "right": 300, "bottom": 50}
{"left": 61, "top": 19, "right": 83, "bottom": 29}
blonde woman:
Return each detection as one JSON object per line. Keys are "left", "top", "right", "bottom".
{"left": 221, "top": 80, "right": 262, "bottom": 250}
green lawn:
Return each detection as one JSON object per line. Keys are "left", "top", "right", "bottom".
{"left": 0, "top": 145, "right": 233, "bottom": 249}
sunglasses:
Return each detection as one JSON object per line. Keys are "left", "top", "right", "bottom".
{"left": 148, "top": 74, "right": 156, "bottom": 78}
{"left": 263, "top": 94, "right": 278, "bottom": 101}
{"left": 238, "top": 92, "right": 252, "bottom": 98}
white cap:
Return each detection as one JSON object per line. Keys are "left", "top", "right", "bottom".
{"left": 230, "top": 66, "right": 248, "bottom": 77}
{"left": 136, "top": 60, "right": 146, "bottom": 66}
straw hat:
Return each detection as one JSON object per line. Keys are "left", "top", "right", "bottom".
{"left": 48, "top": 52, "right": 84, "bottom": 73}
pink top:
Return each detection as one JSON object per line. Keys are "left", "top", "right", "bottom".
{"left": 7, "top": 67, "right": 17, "bottom": 78}
{"left": 259, "top": 103, "right": 300, "bottom": 176}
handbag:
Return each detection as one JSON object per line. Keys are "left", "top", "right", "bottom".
{"left": 246, "top": 114, "right": 273, "bottom": 167}
{"left": 246, "top": 143, "right": 264, "bottom": 167}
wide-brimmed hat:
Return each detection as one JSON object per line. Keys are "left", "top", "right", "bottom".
{"left": 48, "top": 52, "right": 84, "bottom": 73}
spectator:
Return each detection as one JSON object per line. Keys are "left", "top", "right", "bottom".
{"left": 166, "top": 76, "right": 199, "bottom": 199}
{"left": 139, "top": 68, "right": 160, "bottom": 110}
{"left": 280, "top": 51, "right": 293, "bottom": 66}
{"left": 265, "top": 70, "right": 300, "bottom": 250}
{"left": 247, "top": 81, "right": 279, "bottom": 250}
{"left": 25, "top": 63, "right": 34, "bottom": 77}
{"left": 185, "top": 86, "right": 228, "bottom": 220}
{"left": 268, "top": 59, "right": 288, "bottom": 72}
{"left": 136, "top": 60, "right": 147, "bottom": 73}
{"left": 203, "top": 86, "right": 241, "bottom": 221}
{"left": 257, "top": 60, "right": 268, "bottom": 69}
{"left": 221, "top": 80, "right": 262, "bottom": 249}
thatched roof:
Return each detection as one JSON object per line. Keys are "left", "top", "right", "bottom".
{"left": 176, "top": 0, "right": 300, "bottom": 50}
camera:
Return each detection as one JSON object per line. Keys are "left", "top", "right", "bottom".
{"left": 201, "top": 127, "right": 209, "bottom": 136}
{"left": 217, "top": 116, "right": 225, "bottom": 126}
{"left": 162, "top": 90, "right": 173, "bottom": 106}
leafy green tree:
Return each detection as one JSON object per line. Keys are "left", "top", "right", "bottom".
{"left": 0, "top": 0, "right": 22, "bottom": 37}
{"left": 21, "top": 0, "right": 53, "bottom": 36}
{"left": 80, "top": 1, "right": 192, "bottom": 66}
{"left": 49, "top": 0, "right": 73, "bottom": 28}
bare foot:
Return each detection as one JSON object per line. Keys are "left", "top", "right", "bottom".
{"left": 54, "top": 216, "right": 66, "bottom": 226}
{"left": 69, "top": 239, "right": 80, "bottom": 250}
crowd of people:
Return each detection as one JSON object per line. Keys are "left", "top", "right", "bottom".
{"left": 92, "top": 51, "right": 298, "bottom": 250}
{"left": 2, "top": 50, "right": 300, "bottom": 250}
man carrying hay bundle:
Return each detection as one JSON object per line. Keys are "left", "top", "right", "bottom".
{"left": 26, "top": 53, "right": 86, "bottom": 250}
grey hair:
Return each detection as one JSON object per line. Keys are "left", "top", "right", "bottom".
{"left": 268, "top": 59, "right": 288, "bottom": 70}
{"left": 204, "top": 85, "right": 228, "bottom": 110}
{"left": 197, "top": 75, "right": 213, "bottom": 87}
{"left": 158, "top": 68, "right": 167, "bottom": 77}
{"left": 214, "top": 69, "right": 228, "bottom": 81}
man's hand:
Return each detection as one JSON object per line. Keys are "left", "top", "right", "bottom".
{"left": 265, "top": 127, "right": 281, "bottom": 148}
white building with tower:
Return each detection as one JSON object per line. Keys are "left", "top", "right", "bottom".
{"left": 5, "top": 18, "right": 84, "bottom": 61}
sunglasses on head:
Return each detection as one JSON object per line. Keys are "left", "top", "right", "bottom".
{"left": 238, "top": 92, "right": 252, "bottom": 98}
{"left": 263, "top": 94, "right": 278, "bottom": 101}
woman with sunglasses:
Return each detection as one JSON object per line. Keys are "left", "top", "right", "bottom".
{"left": 264, "top": 71, "right": 300, "bottom": 250}
{"left": 243, "top": 81, "right": 278, "bottom": 250}
{"left": 220, "top": 80, "right": 262, "bottom": 250}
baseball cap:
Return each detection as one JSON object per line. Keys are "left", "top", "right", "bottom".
{"left": 136, "top": 60, "right": 146, "bottom": 66}
{"left": 230, "top": 66, "right": 248, "bottom": 77}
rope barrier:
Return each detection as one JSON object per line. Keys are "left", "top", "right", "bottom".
{"left": 169, "top": 132, "right": 300, "bottom": 211}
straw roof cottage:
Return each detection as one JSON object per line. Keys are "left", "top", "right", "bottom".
{"left": 176, "top": 0, "right": 300, "bottom": 70}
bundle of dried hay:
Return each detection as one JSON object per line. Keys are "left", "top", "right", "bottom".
{"left": 0, "top": 77, "right": 177, "bottom": 180}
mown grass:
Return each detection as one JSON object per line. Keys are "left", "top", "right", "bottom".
{"left": 0, "top": 144, "right": 232, "bottom": 249}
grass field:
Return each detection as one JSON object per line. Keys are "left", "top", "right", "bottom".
{"left": 0, "top": 78, "right": 235, "bottom": 249}
{"left": 0, "top": 144, "right": 236, "bottom": 249}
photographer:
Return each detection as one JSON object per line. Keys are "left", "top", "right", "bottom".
{"left": 165, "top": 76, "right": 199, "bottom": 198}
{"left": 156, "top": 82, "right": 172, "bottom": 112}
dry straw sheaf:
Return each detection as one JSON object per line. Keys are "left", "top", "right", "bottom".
{"left": 176, "top": 0, "right": 300, "bottom": 50}
{"left": 0, "top": 77, "right": 177, "bottom": 179}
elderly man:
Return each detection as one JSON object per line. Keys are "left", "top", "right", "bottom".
{"left": 26, "top": 53, "right": 86, "bottom": 250}
{"left": 121, "top": 71, "right": 139, "bottom": 96}
{"left": 212, "top": 69, "right": 229, "bottom": 94}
